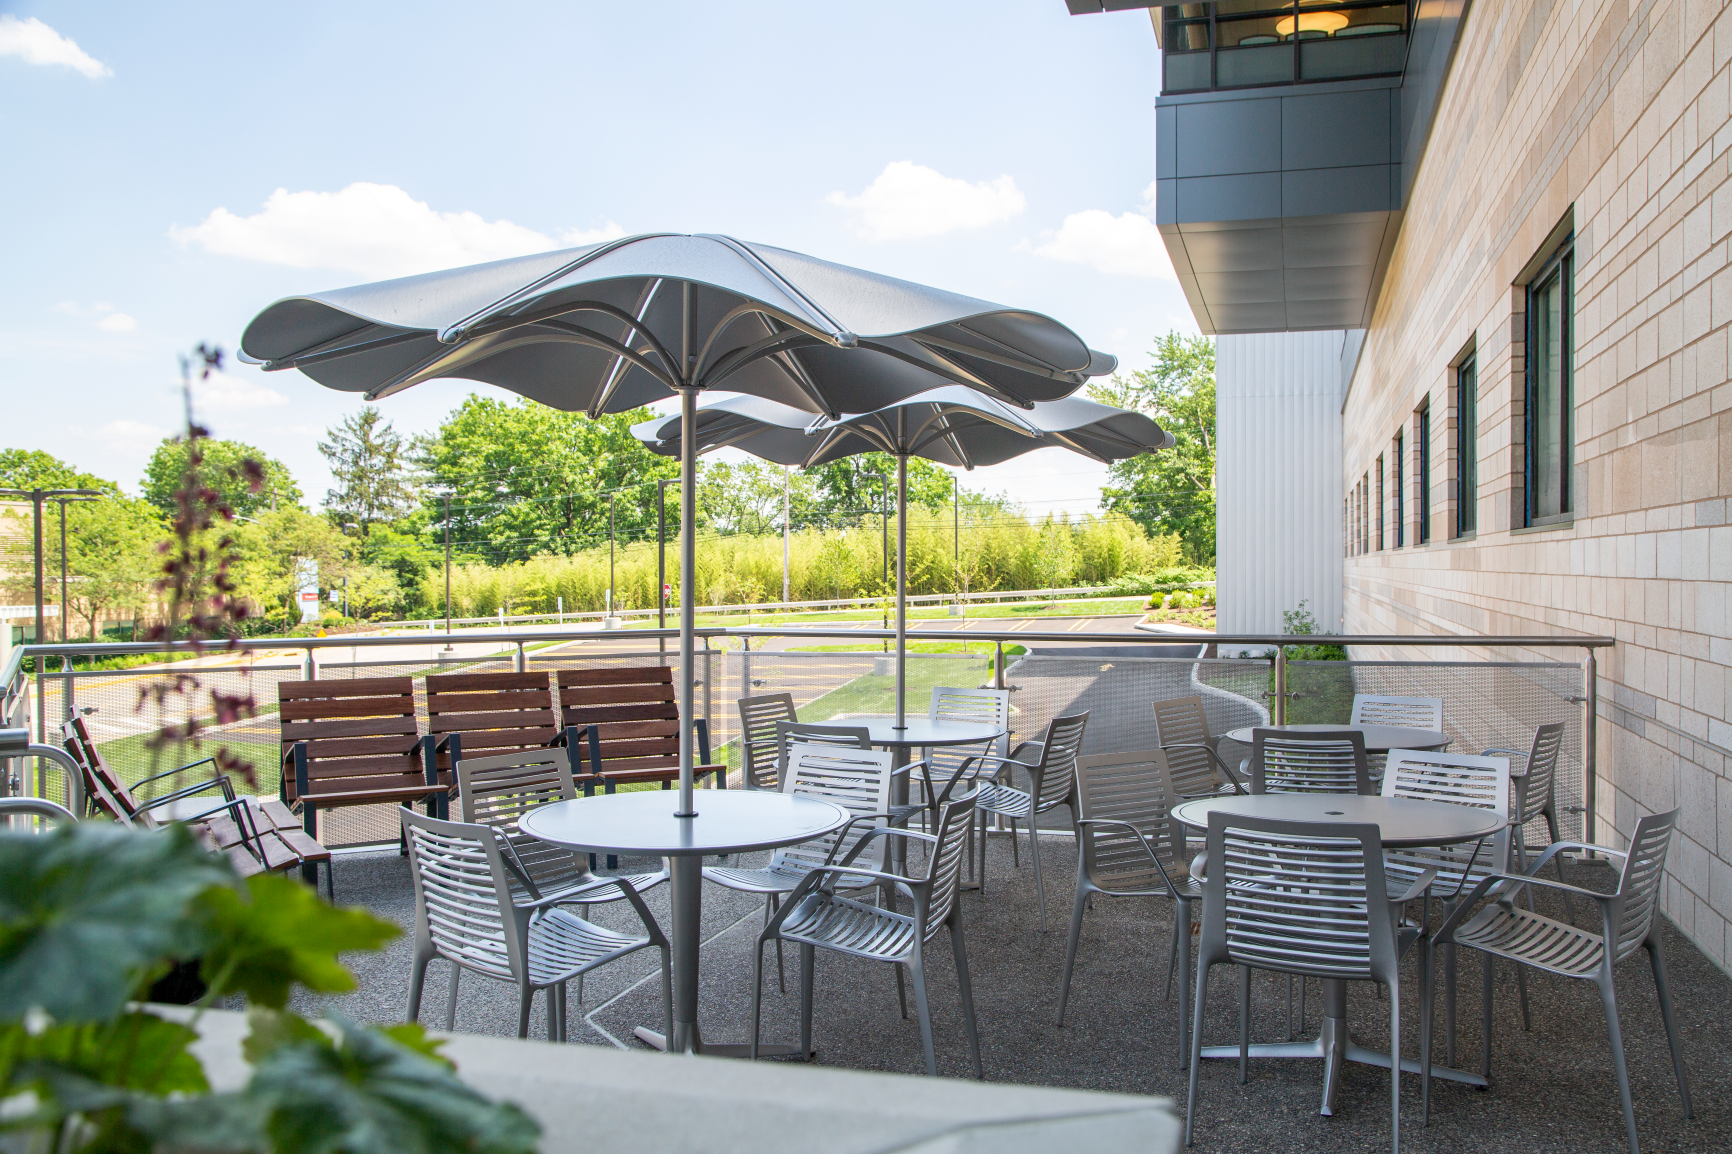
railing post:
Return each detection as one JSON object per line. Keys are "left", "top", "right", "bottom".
{"left": 61, "top": 655, "right": 75, "bottom": 725}
{"left": 1583, "top": 646, "right": 1598, "bottom": 848}
{"left": 303, "top": 644, "right": 316, "bottom": 681}
{"left": 995, "top": 641, "right": 1005, "bottom": 691}
{"left": 1273, "top": 646, "right": 1287, "bottom": 726}
{"left": 740, "top": 636, "right": 751, "bottom": 699}
{"left": 701, "top": 648, "right": 713, "bottom": 759}
{"left": 514, "top": 641, "right": 526, "bottom": 673}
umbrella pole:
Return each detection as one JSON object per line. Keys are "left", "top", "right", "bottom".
{"left": 678, "top": 387, "right": 698, "bottom": 816}
{"left": 895, "top": 450, "right": 907, "bottom": 730}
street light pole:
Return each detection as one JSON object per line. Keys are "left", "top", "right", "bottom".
{"left": 0, "top": 486, "right": 99, "bottom": 739}
{"left": 51, "top": 496, "right": 98, "bottom": 641}
{"left": 657, "top": 477, "right": 676, "bottom": 658}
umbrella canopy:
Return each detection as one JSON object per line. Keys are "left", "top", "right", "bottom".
{"left": 239, "top": 233, "right": 1117, "bottom": 810}
{"left": 239, "top": 233, "right": 1114, "bottom": 416}
{"left": 633, "top": 387, "right": 1173, "bottom": 725}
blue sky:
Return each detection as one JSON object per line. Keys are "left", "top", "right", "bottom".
{"left": 0, "top": 1, "right": 1195, "bottom": 515}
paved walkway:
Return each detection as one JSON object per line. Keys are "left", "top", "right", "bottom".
{"left": 306, "top": 833, "right": 1729, "bottom": 1153}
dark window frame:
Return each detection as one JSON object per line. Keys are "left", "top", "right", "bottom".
{"left": 1524, "top": 237, "right": 1574, "bottom": 526}
{"left": 1417, "top": 401, "right": 1431, "bottom": 543}
{"left": 1160, "top": 0, "right": 1412, "bottom": 93}
{"left": 1393, "top": 429, "right": 1405, "bottom": 547}
{"left": 1455, "top": 354, "right": 1477, "bottom": 536}
{"left": 1376, "top": 454, "right": 1384, "bottom": 550}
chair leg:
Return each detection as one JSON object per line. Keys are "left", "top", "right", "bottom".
{"left": 516, "top": 985, "right": 534, "bottom": 1040}
{"left": 950, "top": 915, "right": 983, "bottom": 1080}
{"left": 322, "top": 859, "right": 335, "bottom": 902}
{"left": 764, "top": 894, "right": 785, "bottom": 994}
{"left": 1185, "top": 960, "right": 1212, "bottom": 1147}
{"left": 1284, "top": 974, "right": 1294, "bottom": 1041}
{"left": 660, "top": 942, "right": 673, "bottom": 1044}
{"left": 1165, "top": 908, "right": 1181, "bottom": 1002}
{"left": 909, "top": 947, "right": 936, "bottom": 1077}
{"left": 1055, "top": 881, "right": 1090, "bottom": 1025}
{"left": 1176, "top": 898, "right": 1193, "bottom": 1070}
{"left": 1388, "top": 974, "right": 1402, "bottom": 1154}
{"left": 799, "top": 943, "right": 816, "bottom": 1061}
{"left": 406, "top": 948, "right": 431, "bottom": 1023}
{"left": 750, "top": 936, "right": 765, "bottom": 1060}
{"left": 1597, "top": 974, "right": 1641, "bottom": 1154}
{"left": 549, "top": 982, "right": 564, "bottom": 1043}
{"left": 1444, "top": 941, "right": 1458, "bottom": 1068}
{"left": 1645, "top": 934, "right": 1694, "bottom": 1118}
{"left": 1009, "top": 817, "right": 1020, "bottom": 867}
{"left": 1480, "top": 952, "right": 1494, "bottom": 1079}
{"left": 896, "top": 961, "right": 908, "bottom": 1019}
{"left": 1515, "top": 959, "right": 1531, "bottom": 1031}
{"left": 1029, "top": 819, "right": 1046, "bottom": 932}
{"left": 1420, "top": 938, "right": 1435, "bottom": 1126}
{"left": 444, "top": 961, "right": 461, "bottom": 1031}
{"left": 1238, "top": 965, "right": 1250, "bottom": 1085}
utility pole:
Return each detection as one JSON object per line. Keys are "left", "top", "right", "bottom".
{"left": 782, "top": 466, "right": 791, "bottom": 607}
{"left": 52, "top": 495, "right": 99, "bottom": 641}
{"left": 1, "top": 486, "right": 100, "bottom": 740}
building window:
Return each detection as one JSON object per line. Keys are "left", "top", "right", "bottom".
{"left": 1456, "top": 355, "right": 1477, "bottom": 535}
{"left": 1526, "top": 238, "right": 1574, "bottom": 525}
{"left": 1361, "top": 472, "right": 1369, "bottom": 553}
{"left": 1160, "top": 2, "right": 1410, "bottom": 93}
{"left": 1393, "top": 429, "right": 1405, "bottom": 547}
{"left": 1417, "top": 402, "right": 1431, "bottom": 543}
{"left": 1376, "top": 455, "right": 1384, "bottom": 550}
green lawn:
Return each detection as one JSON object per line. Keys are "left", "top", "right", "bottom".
{"left": 798, "top": 655, "right": 997, "bottom": 723}
{"left": 675, "top": 596, "right": 1148, "bottom": 629}
{"left": 787, "top": 641, "right": 1026, "bottom": 657}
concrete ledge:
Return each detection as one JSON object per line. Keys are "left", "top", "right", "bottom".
{"left": 174, "top": 1008, "right": 1180, "bottom": 1154}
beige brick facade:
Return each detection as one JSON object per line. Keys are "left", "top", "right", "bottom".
{"left": 1343, "top": 0, "right": 1732, "bottom": 970}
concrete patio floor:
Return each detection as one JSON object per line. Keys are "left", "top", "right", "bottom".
{"left": 299, "top": 832, "right": 1730, "bottom": 1153}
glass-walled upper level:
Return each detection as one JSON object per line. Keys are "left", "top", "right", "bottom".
{"left": 1161, "top": 1, "right": 1410, "bottom": 93}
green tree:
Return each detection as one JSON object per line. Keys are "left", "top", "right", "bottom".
{"left": 1093, "top": 331, "right": 1217, "bottom": 564}
{"left": 698, "top": 460, "right": 818, "bottom": 535}
{"left": 417, "top": 396, "right": 676, "bottom": 564}
{"left": 319, "top": 406, "right": 419, "bottom": 537}
{"left": 0, "top": 449, "right": 119, "bottom": 496}
{"left": 802, "top": 452, "right": 955, "bottom": 523}
{"left": 232, "top": 507, "right": 347, "bottom": 627}
{"left": 142, "top": 437, "right": 301, "bottom": 520}
{"left": 58, "top": 497, "right": 165, "bottom": 639}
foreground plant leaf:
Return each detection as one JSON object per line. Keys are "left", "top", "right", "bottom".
{"left": 7, "top": 1012, "right": 208, "bottom": 1097}
{"left": 249, "top": 1015, "right": 539, "bottom": 1154}
{"left": 197, "top": 874, "right": 398, "bottom": 1008}
{"left": 0, "top": 824, "right": 235, "bottom": 1023}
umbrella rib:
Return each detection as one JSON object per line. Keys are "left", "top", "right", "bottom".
{"left": 700, "top": 329, "right": 827, "bottom": 394}
{"left": 940, "top": 322, "right": 1081, "bottom": 377}
{"left": 697, "top": 235, "right": 853, "bottom": 343}
{"left": 439, "top": 232, "right": 676, "bottom": 342}
{"left": 468, "top": 294, "right": 681, "bottom": 386}
{"left": 852, "top": 339, "right": 1032, "bottom": 410}
{"left": 531, "top": 319, "right": 680, "bottom": 392}
{"left": 692, "top": 304, "right": 835, "bottom": 381}
{"left": 261, "top": 326, "right": 427, "bottom": 371}
{"left": 912, "top": 333, "right": 1085, "bottom": 387}
{"left": 590, "top": 279, "right": 668, "bottom": 413}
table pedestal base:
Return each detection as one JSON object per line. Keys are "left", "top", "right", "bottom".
{"left": 1197, "top": 978, "right": 1485, "bottom": 1115}
{"left": 633, "top": 1025, "right": 814, "bottom": 1058}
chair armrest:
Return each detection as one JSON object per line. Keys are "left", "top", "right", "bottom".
{"left": 1480, "top": 747, "right": 1527, "bottom": 759}
{"left": 1074, "top": 818, "right": 1182, "bottom": 897}
{"left": 1527, "top": 840, "right": 1625, "bottom": 875}
{"left": 136, "top": 777, "right": 233, "bottom": 812}
{"left": 1390, "top": 868, "right": 1440, "bottom": 905}
{"left": 1160, "top": 743, "right": 1247, "bottom": 794}
{"left": 819, "top": 816, "right": 892, "bottom": 866}
{"left": 135, "top": 757, "right": 222, "bottom": 789}
{"left": 1434, "top": 871, "right": 1616, "bottom": 941}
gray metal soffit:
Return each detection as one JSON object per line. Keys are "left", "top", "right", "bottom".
{"left": 238, "top": 233, "right": 1118, "bottom": 417}
{"left": 633, "top": 385, "right": 1173, "bottom": 470}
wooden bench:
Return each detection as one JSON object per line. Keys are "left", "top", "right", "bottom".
{"left": 278, "top": 678, "right": 441, "bottom": 848}
{"left": 422, "top": 671, "right": 570, "bottom": 818}
{"left": 556, "top": 667, "right": 725, "bottom": 792}
{"left": 64, "top": 717, "right": 332, "bottom": 893}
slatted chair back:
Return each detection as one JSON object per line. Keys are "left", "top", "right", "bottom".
{"left": 1611, "top": 810, "right": 1677, "bottom": 964}
{"left": 425, "top": 671, "right": 560, "bottom": 780}
{"left": 773, "top": 720, "right": 871, "bottom": 783}
{"left": 402, "top": 808, "right": 521, "bottom": 983}
{"left": 556, "top": 667, "right": 719, "bottom": 788}
{"left": 1075, "top": 750, "right": 1185, "bottom": 893}
{"left": 920, "top": 788, "right": 979, "bottom": 937}
{"left": 278, "top": 679, "right": 432, "bottom": 827}
{"left": 1381, "top": 749, "right": 1512, "bottom": 892}
{"left": 1152, "top": 696, "right": 1231, "bottom": 797}
{"left": 1203, "top": 812, "right": 1399, "bottom": 983}
{"left": 923, "top": 686, "right": 1010, "bottom": 791}
{"left": 1250, "top": 728, "right": 1372, "bottom": 795}
{"left": 771, "top": 743, "right": 895, "bottom": 881}
{"left": 1517, "top": 721, "right": 1565, "bottom": 826}
{"left": 1350, "top": 694, "right": 1444, "bottom": 731}
{"left": 456, "top": 748, "right": 586, "bottom": 897}
{"left": 1029, "top": 711, "right": 1089, "bottom": 813}
{"left": 62, "top": 721, "right": 144, "bottom": 827}
{"left": 737, "top": 693, "right": 797, "bottom": 790}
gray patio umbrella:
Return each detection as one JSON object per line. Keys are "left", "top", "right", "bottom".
{"left": 633, "top": 385, "right": 1174, "bottom": 726}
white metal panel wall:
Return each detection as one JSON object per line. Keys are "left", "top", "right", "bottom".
{"left": 1216, "top": 331, "right": 1346, "bottom": 642}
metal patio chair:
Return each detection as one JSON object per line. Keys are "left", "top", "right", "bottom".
{"left": 403, "top": 807, "right": 671, "bottom": 1042}
{"left": 1249, "top": 728, "right": 1373, "bottom": 795}
{"left": 1152, "top": 695, "right": 1246, "bottom": 798}
{"left": 1422, "top": 808, "right": 1692, "bottom": 1154}
{"left": 704, "top": 741, "right": 896, "bottom": 992}
{"left": 736, "top": 693, "right": 797, "bottom": 790}
{"left": 1185, "top": 812, "right": 1431, "bottom": 1152}
{"left": 969, "top": 711, "right": 1089, "bottom": 931}
{"left": 1057, "top": 749, "right": 1202, "bottom": 1067}
{"left": 1350, "top": 695, "right": 1444, "bottom": 730}
{"left": 1482, "top": 721, "right": 1568, "bottom": 882}
{"left": 913, "top": 686, "right": 1010, "bottom": 827}
{"left": 1381, "top": 748, "right": 1520, "bottom": 1060}
{"left": 753, "top": 787, "right": 983, "bottom": 1079}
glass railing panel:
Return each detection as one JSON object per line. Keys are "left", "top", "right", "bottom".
{"left": 1215, "top": 43, "right": 1294, "bottom": 87}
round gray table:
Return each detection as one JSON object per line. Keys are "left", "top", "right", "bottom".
{"left": 520, "top": 789, "right": 848, "bottom": 1057}
{"left": 1171, "top": 793, "right": 1507, "bottom": 1115}
{"left": 848, "top": 716, "right": 1007, "bottom": 877}
{"left": 1224, "top": 722, "right": 1450, "bottom": 751}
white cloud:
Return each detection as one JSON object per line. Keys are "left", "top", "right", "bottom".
{"left": 56, "top": 300, "right": 137, "bottom": 332}
{"left": 0, "top": 16, "right": 110, "bottom": 79}
{"left": 170, "top": 182, "right": 624, "bottom": 280}
{"left": 1026, "top": 182, "right": 1177, "bottom": 280}
{"left": 187, "top": 370, "right": 288, "bottom": 414}
{"left": 97, "top": 419, "right": 167, "bottom": 451}
{"left": 826, "top": 161, "right": 1025, "bottom": 242}
{"left": 559, "top": 223, "right": 626, "bottom": 247}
